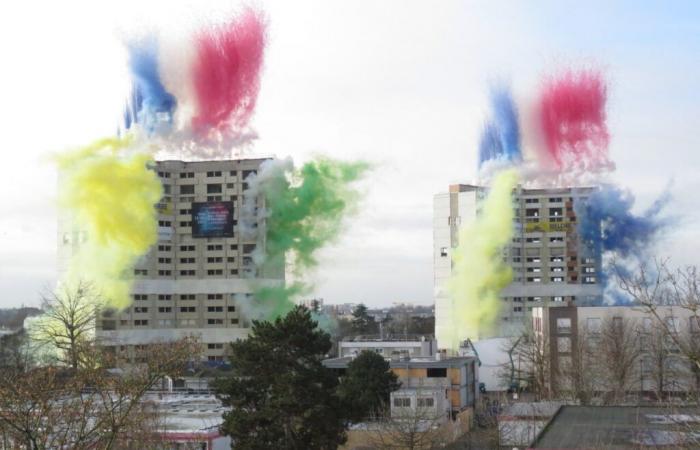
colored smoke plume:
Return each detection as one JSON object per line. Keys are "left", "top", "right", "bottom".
{"left": 240, "top": 157, "right": 370, "bottom": 320}
{"left": 192, "top": 7, "right": 266, "bottom": 143}
{"left": 56, "top": 137, "right": 162, "bottom": 309}
{"left": 442, "top": 169, "right": 519, "bottom": 350}
{"left": 479, "top": 86, "right": 522, "bottom": 169}
{"left": 577, "top": 185, "right": 670, "bottom": 260}
{"left": 123, "top": 37, "right": 177, "bottom": 135}
{"left": 538, "top": 69, "right": 611, "bottom": 171}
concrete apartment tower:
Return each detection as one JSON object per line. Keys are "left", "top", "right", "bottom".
{"left": 58, "top": 157, "right": 284, "bottom": 363}
{"left": 433, "top": 183, "right": 603, "bottom": 346}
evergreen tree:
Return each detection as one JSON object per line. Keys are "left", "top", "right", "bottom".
{"left": 351, "top": 303, "right": 375, "bottom": 335}
{"left": 214, "top": 306, "right": 347, "bottom": 450}
{"left": 338, "top": 351, "right": 400, "bottom": 422}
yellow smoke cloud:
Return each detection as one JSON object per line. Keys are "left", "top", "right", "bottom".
{"left": 443, "top": 169, "right": 519, "bottom": 350}
{"left": 56, "top": 136, "right": 162, "bottom": 309}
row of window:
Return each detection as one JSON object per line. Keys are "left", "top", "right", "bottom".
{"left": 133, "top": 293, "right": 248, "bottom": 301}
{"left": 120, "top": 318, "right": 240, "bottom": 327}
{"left": 392, "top": 397, "right": 435, "bottom": 408}
{"left": 135, "top": 269, "right": 242, "bottom": 276}
{"left": 511, "top": 296, "right": 566, "bottom": 303}
{"left": 523, "top": 196, "right": 569, "bottom": 204}
{"left": 157, "top": 256, "right": 238, "bottom": 264}
{"left": 162, "top": 169, "right": 255, "bottom": 179}
{"left": 128, "top": 306, "right": 236, "bottom": 314}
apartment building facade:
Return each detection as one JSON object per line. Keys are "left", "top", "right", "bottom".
{"left": 59, "top": 158, "right": 284, "bottom": 362}
{"left": 434, "top": 183, "right": 602, "bottom": 344}
{"left": 533, "top": 305, "right": 700, "bottom": 396}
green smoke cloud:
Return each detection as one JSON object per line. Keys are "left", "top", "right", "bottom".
{"left": 241, "top": 157, "right": 370, "bottom": 320}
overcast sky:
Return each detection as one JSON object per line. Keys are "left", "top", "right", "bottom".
{"left": 0, "top": 1, "right": 698, "bottom": 308}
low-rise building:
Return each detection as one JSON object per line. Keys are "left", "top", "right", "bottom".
{"left": 323, "top": 353, "right": 478, "bottom": 420}
{"left": 338, "top": 336, "right": 437, "bottom": 359}
{"left": 533, "top": 304, "right": 700, "bottom": 397}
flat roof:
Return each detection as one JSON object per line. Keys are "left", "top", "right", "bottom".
{"left": 531, "top": 405, "right": 700, "bottom": 449}
{"left": 322, "top": 356, "right": 475, "bottom": 370}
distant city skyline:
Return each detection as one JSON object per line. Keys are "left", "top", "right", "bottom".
{"left": 1, "top": 1, "right": 699, "bottom": 308}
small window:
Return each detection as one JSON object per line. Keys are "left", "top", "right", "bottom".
{"left": 690, "top": 317, "right": 700, "bottom": 333}
{"left": 179, "top": 306, "right": 196, "bottom": 313}
{"left": 393, "top": 397, "right": 411, "bottom": 408}
{"left": 208, "top": 318, "right": 224, "bottom": 325}
{"left": 665, "top": 316, "right": 680, "bottom": 334}
{"left": 207, "top": 343, "right": 225, "bottom": 349}
{"left": 586, "top": 317, "right": 601, "bottom": 333}
{"left": 207, "top": 306, "right": 224, "bottom": 312}
{"left": 417, "top": 398, "right": 434, "bottom": 408}
{"left": 426, "top": 368, "right": 447, "bottom": 378}
{"left": 179, "top": 185, "right": 195, "bottom": 195}
{"left": 207, "top": 184, "right": 222, "bottom": 194}
{"left": 557, "top": 318, "right": 572, "bottom": 334}
{"left": 440, "top": 247, "right": 448, "bottom": 257}
{"left": 557, "top": 337, "right": 571, "bottom": 353}
{"left": 158, "top": 307, "right": 172, "bottom": 313}
{"left": 228, "top": 306, "right": 236, "bottom": 312}
{"left": 158, "top": 294, "right": 172, "bottom": 301}
{"left": 134, "top": 320, "right": 149, "bottom": 326}
{"left": 551, "top": 277, "right": 564, "bottom": 282}
{"left": 207, "top": 294, "right": 224, "bottom": 300}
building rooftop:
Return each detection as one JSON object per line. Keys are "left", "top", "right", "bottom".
{"left": 323, "top": 355, "right": 475, "bottom": 370}
{"left": 143, "top": 393, "right": 228, "bottom": 436}
{"left": 341, "top": 334, "right": 434, "bottom": 343}
{"left": 531, "top": 405, "right": 700, "bottom": 449}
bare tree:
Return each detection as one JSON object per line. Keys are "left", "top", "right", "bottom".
{"left": 0, "top": 338, "right": 200, "bottom": 450}
{"left": 29, "top": 281, "right": 101, "bottom": 370}
{"left": 560, "top": 325, "right": 602, "bottom": 405}
{"left": 597, "top": 316, "right": 642, "bottom": 404}
{"left": 616, "top": 259, "right": 700, "bottom": 371}
{"left": 500, "top": 324, "right": 552, "bottom": 400}
{"left": 368, "top": 394, "right": 452, "bottom": 450}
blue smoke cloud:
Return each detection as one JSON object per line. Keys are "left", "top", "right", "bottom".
{"left": 124, "top": 38, "right": 177, "bottom": 134}
{"left": 576, "top": 185, "right": 671, "bottom": 305}
{"left": 577, "top": 185, "right": 670, "bottom": 258}
{"left": 478, "top": 86, "right": 522, "bottom": 168}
